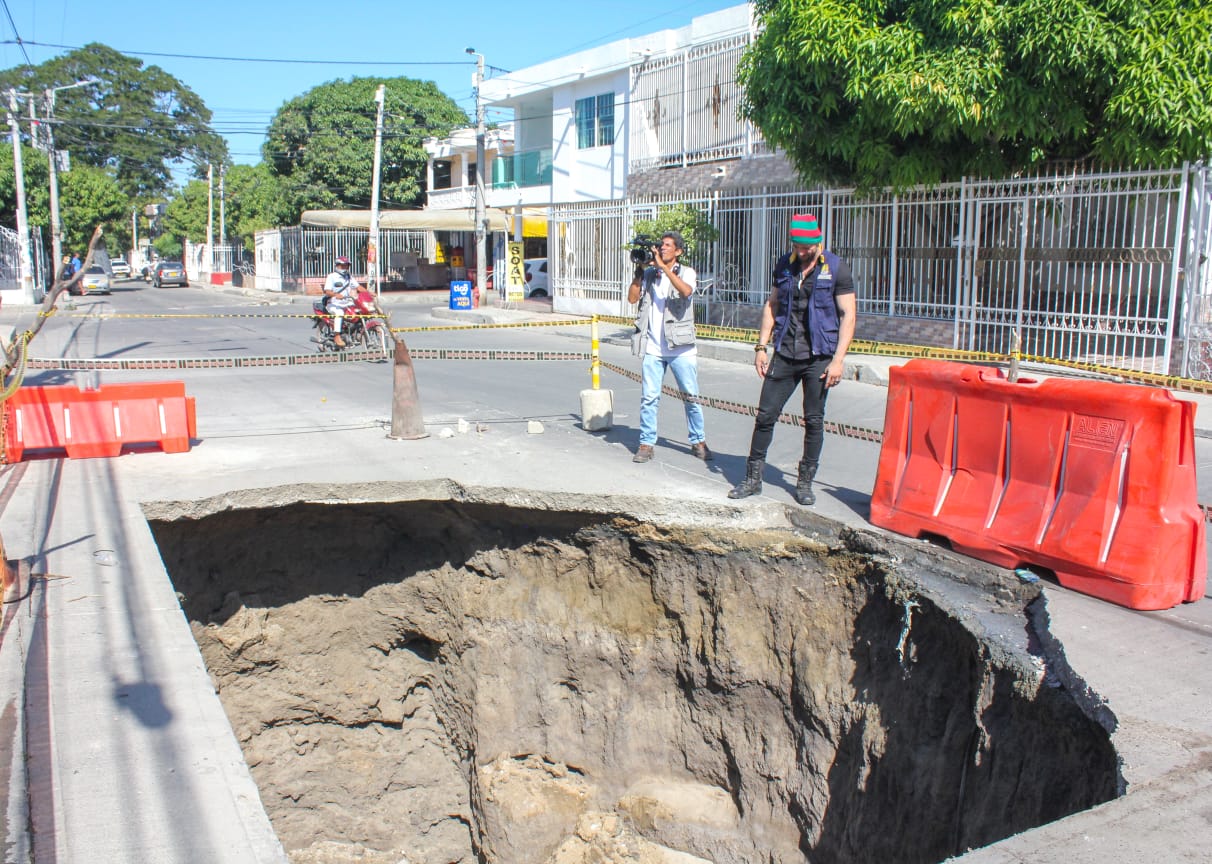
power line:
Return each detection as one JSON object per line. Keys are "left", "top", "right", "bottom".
{"left": 0, "top": 0, "right": 33, "bottom": 69}
{"left": 2, "top": 39, "right": 478, "bottom": 69}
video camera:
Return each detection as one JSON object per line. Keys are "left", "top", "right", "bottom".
{"left": 629, "top": 235, "right": 657, "bottom": 266}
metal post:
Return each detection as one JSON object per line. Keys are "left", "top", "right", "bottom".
{"left": 369, "top": 84, "right": 386, "bottom": 295}
{"left": 467, "top": 48, "right": 487, "bottom": 306}
{"left": 6, "top": 89, "right": 34, "bottom": 303}
{"left": 591, "top": 315, "right": 600, "bottom": 389}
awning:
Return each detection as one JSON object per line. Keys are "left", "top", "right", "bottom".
{"left": 300, "top": 207, "right": 548, "bottom": 237}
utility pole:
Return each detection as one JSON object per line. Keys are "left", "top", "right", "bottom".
{"left": 466, "top": 48, "right": 487, "bottom": 304}
{"left": 218, "top": 164, "right": 226, "bottom": 271}
{"left": 6, "top": 89, "right": 34, "bottom": 303}
{"left": 207, "top": 163, "right": 214, "bottom": 273}
{"left": 369, "top": 83, "right": 386, "bottom": 295}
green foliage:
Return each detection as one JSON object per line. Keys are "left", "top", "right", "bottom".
{"left": 0, "top": 43, "right": 228, "bottom": 198}
{"left": 0, "top": 142, "right": 127, "bottom": 251}
{"left": 161, "top": 179, "right": 210, "bottom": 249}
{"left": 160, "top": 164, "right": 304, "bottom": 250}
{"left": 58, "top": 163, "right": 129, "bottom": 251}
{"left": 630, "top": 204, "right": 720, "bottom": 259}
{"left": 264, "top": 76, "right": 468, "bottom": 210}
{"left": 153, "top": 233, "right": 182, "bottom": 259}
{"left": 739, "top": 0, "right": 1212, "bottom": 189}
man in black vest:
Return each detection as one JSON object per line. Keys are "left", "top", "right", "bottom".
{"left": 729, "top": 213, "right": 856, "bottom": 505}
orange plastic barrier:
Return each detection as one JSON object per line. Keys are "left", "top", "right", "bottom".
{"left": 870, "top": 360, "right": 1206, "bottom": 610}
{"left": 3, "top": 382, "right": 197, "bottom": 462}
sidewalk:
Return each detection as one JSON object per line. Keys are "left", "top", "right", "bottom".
{"left": 430, "top": 299, "right": 1212, "bottom": 438}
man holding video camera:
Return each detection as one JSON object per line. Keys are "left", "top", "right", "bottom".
{"left": 628, "top": 231, "right": 712, "bottom": 464}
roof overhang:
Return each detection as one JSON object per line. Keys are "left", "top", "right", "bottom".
{"left": 300, "top": 208, "right": 547, "bottom": 237}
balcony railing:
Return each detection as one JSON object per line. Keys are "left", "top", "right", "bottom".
{"left": 427, "top": 186, "right": 475, "bottom": 209}
{"left": 492, "top": 147, "right": 553, "bottom": 189}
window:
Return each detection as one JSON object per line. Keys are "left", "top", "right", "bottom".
{"left": 575, "top": 93, "right": 616, "bottom": 149}
{"left": 432, "top": 160, "right": 452, "bottom": 190}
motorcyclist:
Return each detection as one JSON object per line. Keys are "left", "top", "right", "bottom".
{"left": 323, "top": 256, "right": 359, "bottom": 348}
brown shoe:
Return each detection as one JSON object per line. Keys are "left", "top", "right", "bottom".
{"left": 690, "top": 442, "right": 714, "bottom": 461}
{"left": 333, "top": 333, "right": 346, "bottom": 348}
{"left": 633, "top": 444, "right": 655, "bottom": 463}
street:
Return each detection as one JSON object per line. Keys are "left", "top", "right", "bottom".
{"left": 0, "top": 279, "right": 1209, "bottom": 863}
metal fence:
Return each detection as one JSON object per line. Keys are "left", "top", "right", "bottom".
{"left": 253, "top": 226, "right": 431, "bottom": 294}
{"left": 629, "top": 31, "right": 757, "bottom": 172}
{"left": 550, "top": 163, "right": 1211, "bottom": 377}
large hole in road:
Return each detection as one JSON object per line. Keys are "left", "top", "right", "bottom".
{"left": 148, "top": 495, "right": 1119, "bottom": 864}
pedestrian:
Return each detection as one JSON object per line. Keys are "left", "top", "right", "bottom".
{"left": 70, "top": 251, "right": 82, "bottom": 274}
{"left": 58, "top": 255, "right": 73, "bottom": 283}
{"left": 728, "top": 213, "right": 856, "bottom": 504}
{"left": 629, "top": 231, "right": 712, "bottom": 463}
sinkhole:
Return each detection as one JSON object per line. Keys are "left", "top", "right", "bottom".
{"left": 148, "top": 495, "right": 1120, "bottom": 864}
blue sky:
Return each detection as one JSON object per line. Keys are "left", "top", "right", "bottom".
{"left": 2, "top": 0, "right": 744, "bottom": 170}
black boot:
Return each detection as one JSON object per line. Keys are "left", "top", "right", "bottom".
{"left": 728, "top": 459, "right": 764, "bottom": 499}
{"left": 794, "top": 459, "right": 818, "bottom": 506}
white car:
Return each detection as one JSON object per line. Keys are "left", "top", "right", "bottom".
{"left": 110, "top": 256, "right": 132, "bottom": 278}
{"left": 524, "top": 258, "right": 549, "bottom": 298}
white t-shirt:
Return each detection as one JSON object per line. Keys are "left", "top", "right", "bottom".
{"left": 645, "top": 265, "right": 697, "bottom": 358}
{"left": 324, "top": 270, "right": 358, "bottom": 307}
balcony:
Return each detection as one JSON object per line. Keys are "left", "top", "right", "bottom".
{"left": 492, "top": 147, "right": 553, "bottom": 190}
{"left": 427, "top": 186, "right": 475, "bottom": 209}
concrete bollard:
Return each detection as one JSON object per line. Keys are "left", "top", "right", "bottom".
{"left": 580, "top": 388, "right": 613, "bottom": 431}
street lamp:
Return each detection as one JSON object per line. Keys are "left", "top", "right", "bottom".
{"left": 466, "top": 48, "right": 487, "bottom": 302}
{"left": 43, "top": 78, "right": 98, "bottom": 269}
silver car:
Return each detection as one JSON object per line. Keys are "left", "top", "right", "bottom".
{"left": 76, "top": 266, "right": 111, "bottom": 296}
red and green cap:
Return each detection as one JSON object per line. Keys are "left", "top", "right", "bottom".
{"left": 789, "top": 213, "right": 822, "bottom": 244}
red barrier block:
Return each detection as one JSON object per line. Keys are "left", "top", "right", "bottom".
{"left": 871, "top": 360, "right": 1206, "bottom": 611}
{"left": 3, "top": 382, "right": 197, "bottom": 462}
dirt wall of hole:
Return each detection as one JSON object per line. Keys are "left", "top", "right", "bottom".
{"left": 150, "top": 500, "right": 1119, "bottom": 864}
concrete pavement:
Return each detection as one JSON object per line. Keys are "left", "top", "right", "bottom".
{"left": 0, "top": 284, "right": 1208, "bottom": 862}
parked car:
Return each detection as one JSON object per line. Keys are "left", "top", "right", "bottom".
{"left": 486, "top": 258, "right": 549, "bottom": 298}
{"left": 152, "top": 261, "right": 188, "bottom": 288}
{"left": 110, "top": 256, "right": 132, "bottom": 278}
{"left": 75, "top": 266, "right": 111, "bottom": 296}
{"left": 523, "top": 258, "right": 549, "bottom": 298}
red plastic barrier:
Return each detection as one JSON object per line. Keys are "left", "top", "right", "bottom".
{"left": 3, "top": 382, "right": 197, "bottom": 462}
{"left": 870, "top": 360, "right": 1206, "bottom": 611}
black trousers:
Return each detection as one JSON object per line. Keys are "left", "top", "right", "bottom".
{"left": 746, "top": 354, "right": 833, "bottom": 463}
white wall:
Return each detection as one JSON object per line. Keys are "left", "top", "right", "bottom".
{"left": 549, "top": 69, "right": 629, "bottom": 202}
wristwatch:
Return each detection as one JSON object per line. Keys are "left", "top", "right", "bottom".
{"left": 754, "top": 343, "right": 768, "bottom": 353}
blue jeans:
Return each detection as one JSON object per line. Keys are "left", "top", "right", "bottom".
{"left": 640, "top": 352, "right": 705, "bottom": 446}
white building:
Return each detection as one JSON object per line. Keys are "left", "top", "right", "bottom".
{"left": 420, "top": 3, "right": 795, "bottom": 274}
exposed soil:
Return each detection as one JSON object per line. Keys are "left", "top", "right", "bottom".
{"left": 149, "top": 498, "right": 1119, "bottom": 864}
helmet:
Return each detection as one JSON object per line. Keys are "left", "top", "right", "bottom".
{"left": 335, "top": 256, "right": 351, "bottom": 267}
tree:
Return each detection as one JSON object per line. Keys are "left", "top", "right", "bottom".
{"left": 738, "top": 0, "right": 1212, "bottom": 190}
{"left": 159, "top": 164, "right": 303, "bottom": 250}
{"left": 0, "top": 142, "right": 128, "bottom": 253}
{"left": 265, "top": 76, "right": 468, "bottom": 210}
{"left": 0, "top": 43, "right": 228, "bottom": 198}
{"left": 631, "top": 204, "right": 720, "bottom": 261}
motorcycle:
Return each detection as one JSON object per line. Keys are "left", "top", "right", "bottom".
{"left": 312, "top": 289, "right": 388, "bottom": 354}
